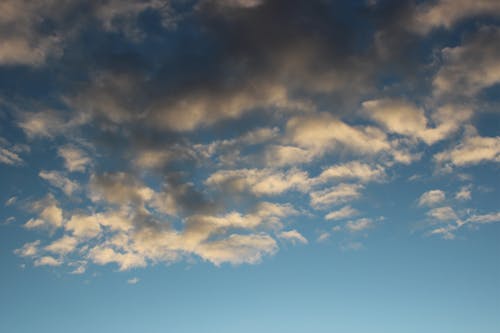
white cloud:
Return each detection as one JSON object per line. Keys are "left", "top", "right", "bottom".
{"left": 345, "top": 218, "right": 373, "bottom": 232}
{"left": 455, "top": 186, "right": 472, "bottom": 201}
{"left": 433, "top": 26, "right": 500, "bottom": 96}
{"left": 5, "top": 196, "right": 17, "bottom": 206}
{"left": 434, "top": 131, "right": 500, "bottom": 167}
{"left": 286, "top": 112, "right": 391, "bottom": 157}
{"left": 278, "top": 230, "right": 308, "bottom": 245}
{"left": 24, "top": 198, "right": 64, "bottom": 229}
{"left": 206, "top": 168, "right": 311, "bottom": 196}
{"left": 45, "top": 236, "right": 78, "bottom": 255}
{"left": 317, "top": 161, "right": 385, "bottom": 183}
{"left": 418, "top": 190, "right": 446, "bottom": 207}
{"left": 363, "top": 99, "right": 472, "bottom": 145}
{"left": 0, "top": 147, "right": 24, "bottom": 165}
{"left": 427, "top": 206, "right": 458, "bottom": 221}
{"left": 325, "top": 205, "right": 359, "bottom": 221}
{"left": 34, "top": 256, "right": 63, "bottom": 267}
{"left": 39, "top": 170, "right": 79, "bottom": 196}
{"left": 127, "top": 277, "right": 140, "bottom": 284}
{"left": 88, "top": 246, "right": 147, "bottom": 271}
{"left": 195, "top": 233, "right": 278, "bottom": 266}
{"left": 14, "top": 240, "right": 41, "bottom": 257}
{"left": 411, "top": 0, "right": 500, "bottom": 35}
{"left": 310, "top": 183, "right": 363, "bottom": 208}
{"left": 58, "top": 145, "right": 91, "bottom": 172}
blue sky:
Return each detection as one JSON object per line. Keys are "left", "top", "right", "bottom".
{"left": 1, "top": 0, "right": 500, "bottom": 332}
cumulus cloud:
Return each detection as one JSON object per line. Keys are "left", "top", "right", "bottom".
{"left": 435, "top": 131, "right": 500, "bottom": 167}
{"left": 427, "top": 206, "right": 458, "bottom": 221}
{"left": 39, "top": 170, "right": 79, "bottom": 196}
{"left": 206, "top": 168, "right": 311, "bottom": 196}
{"left": 14, "top": 240, "right": 41, "bottom": 257}
{"left": 363, "top": 99, "right": 472, "bottom": 145}
{"left": 278, "top": 230, "right": 308, "bottom": 245}
{"left": 345, "top": 218, "right": 374, "bottom": 232}
{"left": 34, "top": 256, "right": 63, "bottom": 267}
{"left": 411, "top": 0, "right": 500, "bottom": 35}
{"left": 325, "top": 206, "right": 359, "bottom": 221}
{"left": 455, "top": 186, "right": 472, "bottom": 201}
{"left": 433, "top": 26, "right": 500, "bottom": 96}
{"left": 310, "top": 183, "right": 363, "bottom": 209}
{"left": 418, "top": 190, "right": 446, "bottom": 207}
{"left": 58, "top": 145, "right": 91, "bottom": 172}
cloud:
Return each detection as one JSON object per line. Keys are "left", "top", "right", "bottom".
{"left": 195, "top": 233, "right": 277, "bottom": 266}
{"left": 325, "top": 206, "right": 359, "bottom": 221}
{"left": 345, "top": 218, "right": 374, "bottom": 232}
{"left": 14, "top": 240, "right": 41, "bottom": 257}
{"left": 310, "top": 183, "right": 363, "bottom": 209}
{"left": 427, "top": 206, "right": 458, "bottom": 221}
{"left": 418, "top": 190, "right": 446, "bottom": 207}
{"left": 286, "top": 112, "right": 391, "bottom": 157}
{"left": 44, "top": 236, "right": 78, "bottom": 255}
{"left": 127, "top": 277, "right": 140, "bottom": 284}
{"left": 0, "top": 147, "right": 24, "bottom": 165}
{"left": 58, "top": 145, "right": 91, "bottom": 172}
{"left": 465, "top": 212, "right": 500, "bottom": 224}
{"left": 411, "top": 0, "right": 500, "bottom": 35}
{"left": 433, "top": 26, "right": 500, "bottom": 96}
{"left": 0, "top": 0, "right": 177, "bottom": 66}
{"left": 455, "top": 186, "right": 472, "bottom": 201}
{"left": 434, "top": 130, "right": 500, "bottom": 167}
{"left": 317, "top": 161, "right": 385, "bottom": 183}
{"left": 88, "top": 246, "right": 147, "bottom": 271}
{"left": 24, "top": 197, "right": 64, "bottom": 230}
{"left": 39, "top": 170, "right": 79, "bottom": 196}
{"left": 5, "top": 196, "right": 17, "bottom": 206}
{"left": 362, "top": 99, "right": 472, "bottom": 145}
{"left": 34, "top": 256, "right": 63, "bottom": 267}
{"left": 206, "top": 168, "right": 311, "bottom": 196}
{"left": 278, "top": 230, "right": 308, "bottom": 245}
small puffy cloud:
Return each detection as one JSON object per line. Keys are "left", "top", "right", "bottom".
{"left": 427, "top": 206, "right": 458, "bottom": 221}
{"left": 411, "top": 0, "right": 500, "bottom": 35}
{"left": 434, "top": 132, "right": 500, "bottom": 167}
{"left": 34, "top": 256, "right": 63, "bottom": 267}
{"left": 89, "top": 172, "right": 155, "bottom": 205}
{"left": 39, "top": 170, "right": 79, "bottom": 196}
{"left": 14, "top": 240, "right": 41, "bottom": 257}
{"left": 206, "top": 168, "right": 311, "bottom": 196}
{"left": 17, "top": 110, "right": 88, "bottom": 139}
{"left": 310, "top": 183, "right": 363, "bottom": 208}
{"left": 88, "top": 246, "right": 147, "bottom": 271}
{"left": 58, "top": 145, "right": 91, "bottom": 172}
{"left": 5, "top": 196, "right": 17, "bottom": 206}
{"left": 433, "top": 26, "right": 500, "bottom": 96}
{"left": 363, "top": 99, "right": 471, "bottom": 145}
{"left": 466, "top": 212, "right": 500, "bottom": 224}
{"left": 44, "top": 236, "right": 78, "bottom": 255}
{"left": 286, "top": 112, "right": 391, "bottom": 157}
{"left": 0, "top": 147, "right": 24, "bottom": 165}
{"left": 24, "top": 197, "right": 64, "bottom": 229}
{"left": 455, "top": 186, "right": 472, "bottom": 201}
{"left": 278, "top": 230, "right": 308, "bottom": 245}
{"left": 195, "top": 233, "right": 278, "bottom": 266}
{"left": 127, "top": 277, "right": 140, "bottom": 284}
{"left": 325, "top": 205, "right": 359, "bottom": 221}
{"left": 316, "top": 232, "right": 330, "bottom": 243}
{"left": 345, "top": 218, "right": 373, "bottom": 232}
{"left": 65, "top": 214, "right": 102, "bottom": 239}
{"left": 418, "top": 190, "right": 446, "bottom": 207}
{"left": 317, "top": 161, "right": 385, "bottom": 183}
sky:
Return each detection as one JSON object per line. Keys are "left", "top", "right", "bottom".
{"left": 0, "top": 0, "right": 499, "bottom": 332}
